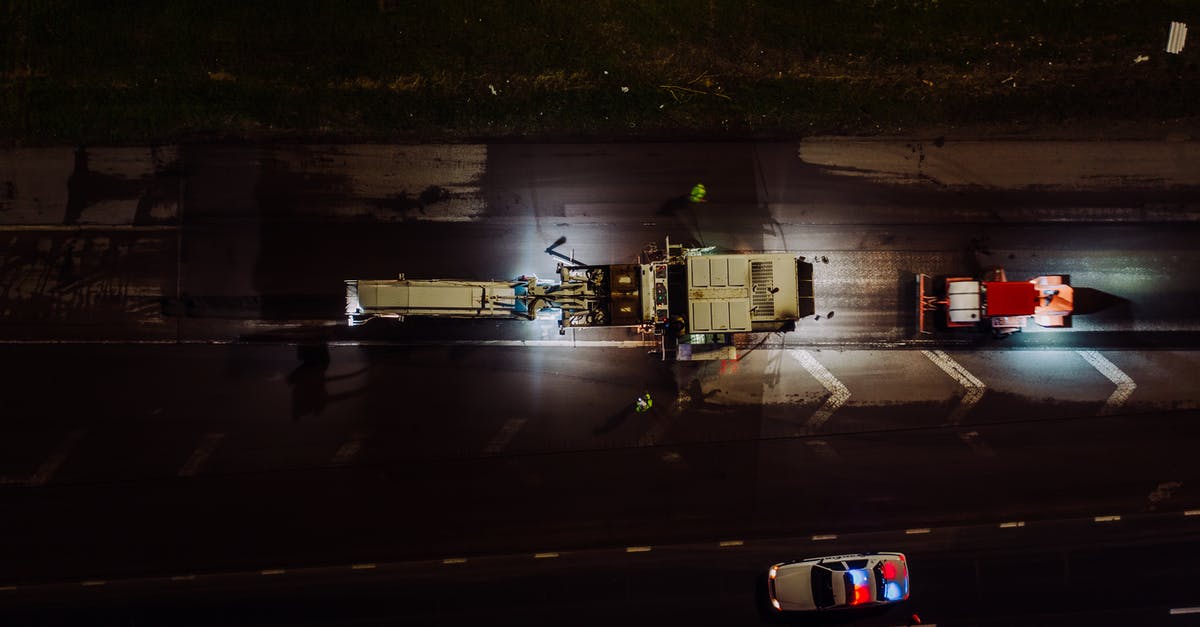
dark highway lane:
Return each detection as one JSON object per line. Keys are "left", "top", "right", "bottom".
{"left": 5, "top": 510, "right": 1200, "bottom": 626}
{"left": 2, "top": 345, "right": 1198, "bottom": 590}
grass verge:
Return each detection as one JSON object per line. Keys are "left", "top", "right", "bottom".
{"left": 2, "top": 0, "right": 1198, "bottom": 144}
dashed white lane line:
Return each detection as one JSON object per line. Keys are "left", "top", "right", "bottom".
{"left": 27, "top": 429, "right": 87, "bottom": 487}
{"left": 484, "top": 418, "right": 528, "bottom": 455}
{"left": 792, "top": 350, "right": 850, "bottom": 432}
{"left": 331, "top": 429, "right": 368, "bottom": 465}
{"left": 178, "top": 433, "right": 225, "bottom": 477}
{"left": 921, "top": 350, "right": 985, "bottom": 425}
{"left": 1076, "top": 350, "right": 1137, "bottom": 415}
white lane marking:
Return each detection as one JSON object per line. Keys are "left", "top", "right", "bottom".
{"left": 905, "top": 528, "right": 932, "bottom": 535}
{"left": 811, "top": 534, "right": 838, "bottom": 541}
{"left": 484, "top": 418, "right": 528, "bottom": 455}
{"left": 625, "top": 546, "right": 652, "bottom": 553}
{"left": 719, "top": 540, "right": 744, "bottom": 547}
{"left": 959, "top": 430, "right": 995, "bottom": 457}
{"left": 1094, "top": 515, "right": 1121, "bottom": 522}
{"left": 806, "top": 439, "right": 842, "bottom": 462}
{"left": 1171, "top": 606, "right": 1200, "bottom": 615}
{"left": 921, "top": 350, "right": 985, "bottom": 425}
{"left": 534, "top": 552, "right": 559, "bottom": 559}
{"left": 999, "top": 521, "right": 1026, "bottom": 528}
{"left": 331, "top": 429, "right": 368, "bottom": 465}
{"left": 792, "top": 350, "right": 850, "bottom": 432}
{"left": 442, "top": 558, "right": 468, "bottom": 565}
{"left": 0, "top": 225, "right": 179, "bottom": 232}
{"left": 1076, "top": 350, "right": 1137, "bottom": 415}
{"left": 178, "top": 433, "right": 225, "bottom": 477}
{"left": 27, "top": 429, "right": 87, "bottom": 487}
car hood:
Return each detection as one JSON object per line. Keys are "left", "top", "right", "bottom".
{"left": 774, "top": 563, "right": 817, "bottom": 611}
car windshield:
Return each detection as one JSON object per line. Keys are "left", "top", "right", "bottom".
{"left": 810, "top": 565, "right": 835, "bottom": 608}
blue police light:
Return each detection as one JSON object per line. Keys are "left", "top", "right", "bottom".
{"left": 884, "top": 581, "right": 903, "bottom": 601}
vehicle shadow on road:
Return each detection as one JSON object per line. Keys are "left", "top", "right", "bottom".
{"left": 287, "top": 341, "right": 368, "bottom": 421}
{"left": 592, "top": 403, "right": 635, "bottom": 435}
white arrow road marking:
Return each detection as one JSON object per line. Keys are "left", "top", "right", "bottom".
{"left": 1076, "top": 350, "right": 1136, "bottom": 415}
{"left": 792, "top": 350, "right": 850, "bottom": 433}
{"left": 331, "top": 429, "right": 368, "bottom": 465}
{"left": 923, "top": 350, "right": 991, "bottom": 454}
{"left": 921, "top": 350, "right": 985, "bottom": 425}
{"left": 27, "top": 429, "right": 87, "bottom": 487}
{"left": 484, "top": 418, "right": 528, "bottom": 454}
{"left": 178, "top": 433, "right": 224, "bottom": 477}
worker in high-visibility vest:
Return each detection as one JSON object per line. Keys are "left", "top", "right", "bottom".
{"left": 689, "top": 183, "right": 707, "bottom": 203}
{"left": 635, "top": 392, "right": 653, "bottom": 413}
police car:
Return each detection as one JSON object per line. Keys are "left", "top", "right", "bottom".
{"left": 767, "top": 552, "right": 909, "bottom": 612}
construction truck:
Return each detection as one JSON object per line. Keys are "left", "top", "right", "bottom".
{"left": 345, "top": 237, "right": 815, "bottom": 360}
{"left": 918, "top": 268, "right": 1073, "bottom": 337}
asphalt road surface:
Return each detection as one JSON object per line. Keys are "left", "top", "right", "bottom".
{"left": 2, "top": 139, "right": 1200, "bottom": 626}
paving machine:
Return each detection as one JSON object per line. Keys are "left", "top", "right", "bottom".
{"left": 345, "top": 237, "right": 815, "bottom": 360}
